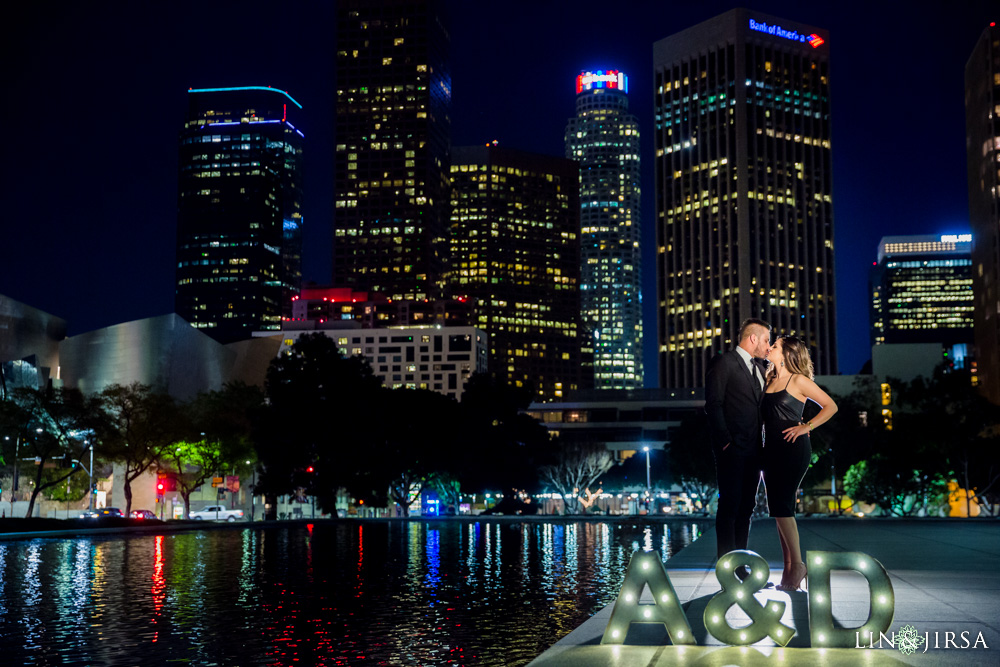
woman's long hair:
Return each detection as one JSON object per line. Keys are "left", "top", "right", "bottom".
{"left": 766, "top": 335, "right": 815, "bottom": 384}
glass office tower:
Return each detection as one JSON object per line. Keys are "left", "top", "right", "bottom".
{"left": 334, "top": 0, "right": 451, "bottom": 301}
{"left": 965, "top": 22, "right": 1000, "bottom": 401}
{"left": 449, "top": 145, "right": 582, "bottom": 402}
{"left": 654, "top": 9, "right": 836, "bottom": 387}
{"left": 566, "top": 70, "right": 643, "bottom": 390}
{"left": 176, "top": 86, "right": 304, "bottom": 343}
{"left": 870, "top": 234, "right": 974, "bottom": 348}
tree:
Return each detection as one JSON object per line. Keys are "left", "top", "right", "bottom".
{"left": 0, "top": 387, "right": 101, "bottom": 517}
{"left": 801, "top": 376, "right": 883, "bottom": 514}
{"left": 665, "top": 413, "right": 718, "bottom": 513}
{"left": 256, "top": 333, "right": 384, "bottom": 518}
{"left": 159, "top": 437, "right": 224, "bottom": 520}
{"left": 839, "top": 367, "right": 1000, "bottom": 517}
{"left": 842, "top": 446, "right": 949, "bottom": 517}
{"left": 538, "top": 439, "right": 615, "bottom": 515}
{"left": 96, "top": 383, "right": 183, "bottom": 516}
{"left": 165, "top": 382, "right": 265, "bottom": 518}
{"left": 458, "top": 373, "right": 553, "bottom": 499}
{"left": 426, "top": 471, "right": 463, "bottom": 514}
{"left": 892, "top": 366, "right": 1000, "bottom": 516}
{"left": 376, "top": 388, "right": 464, "bottom": 516}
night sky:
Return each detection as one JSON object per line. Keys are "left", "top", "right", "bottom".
{"left": 3, "top": 1, "right": 995, "bottom": 381}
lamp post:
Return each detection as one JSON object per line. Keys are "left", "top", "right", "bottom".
{"left": 71, "top": 442, "right": 96, "bottom": 514}
{"left": 246, "top": 460, "right": 255, "bottom": 523}
{"left": 643, "top": 446, "right": 651, "bottom": 514}
{"left": 82, "top": 440, "right": 95, "bottom": 511}
{"left": 643, "top": 446, "right": 651, "bottom": 491}
{"left": 829, "top": 447, "right": 836, "bottom": 515}
{"left": 4, "top": 435, "right": 17, "bottom": 516}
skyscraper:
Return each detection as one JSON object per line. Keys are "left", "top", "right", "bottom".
{"left": 965, "top": 22, "right": 1000, "bottom": 402}
{"left": 449, "top": 145, "right": 582, "bottom": 401}
{"left": 869, "top": 234, "right": 974, "bottom": 351}
{"left": 334, "top": 0, "right": 451, "bottom": 301}
{"left": 654, "top": 9, "right": 836, "bottom": 388}
{"left": 175, "top": 86, "right": 304, "bottom": 343}
{"left": 565, "top": 70, "right": 643, "bottom": 390}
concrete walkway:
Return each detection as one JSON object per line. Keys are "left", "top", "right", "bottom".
{"left": 529, "top": 518, "right": 1000, "bottom": 666}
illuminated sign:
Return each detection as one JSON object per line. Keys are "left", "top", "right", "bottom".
{"left": 576, "top": 70, "right": 628, "bottom": 94}
{"left": 941, "top": 234, "right": 972, "bottom": 243}
{"left": 603, "top": 549, "right": 894, "bottom": 648}
{"left": 749, "top": 19, "right": 825, "bottom": 48}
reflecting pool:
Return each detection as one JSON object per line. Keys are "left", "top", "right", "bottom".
{"left": 0, "top": 519, "right": 703, "bottom": 666}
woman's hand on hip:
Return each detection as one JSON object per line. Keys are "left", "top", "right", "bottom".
{"left": 782, "top": 423, "right": 809, "bottom": 442}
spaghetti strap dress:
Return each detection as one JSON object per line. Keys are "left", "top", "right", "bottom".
{"left": 762, "top": 376, "right": 812, "bottom": 517}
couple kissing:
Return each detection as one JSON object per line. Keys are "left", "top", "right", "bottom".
{"left": 705, "top": 318, "right": 838, "bottom": 591}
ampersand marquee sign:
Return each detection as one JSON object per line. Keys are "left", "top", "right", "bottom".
{"left": 704, "top": 551, "right": 794, "bottom": 646}
{"left": 602, "top": 549, "right": 895, "bottom": 648}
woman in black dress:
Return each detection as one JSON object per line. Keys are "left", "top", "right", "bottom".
{"left": 762, "top": 336, "right": 838, "bottom": 591}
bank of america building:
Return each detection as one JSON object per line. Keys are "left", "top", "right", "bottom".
{"left": 654, "top": 9, "right": 836, "bottom": 387}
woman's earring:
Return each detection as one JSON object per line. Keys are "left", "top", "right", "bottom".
{"left": 780, "top": 361, "right": 784, "bottom": 367}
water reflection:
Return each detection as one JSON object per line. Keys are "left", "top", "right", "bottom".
{"left": 0, "top": 520, "right": 702, "bottom": 666}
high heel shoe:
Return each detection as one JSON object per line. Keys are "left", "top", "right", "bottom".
{"left": 776, "top": 561, "right": 807, "bottom": 591}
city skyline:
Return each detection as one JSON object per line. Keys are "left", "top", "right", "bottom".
{"left": 3, "top": 1, "right": 995, "bottom": 381}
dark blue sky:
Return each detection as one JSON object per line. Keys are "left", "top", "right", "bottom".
{"left": 2, "top": 1, "right": 994, "bottom": 381}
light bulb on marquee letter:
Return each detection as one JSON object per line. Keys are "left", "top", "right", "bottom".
{"left": 601, "top": 550, "right": 694, "bottom": 645}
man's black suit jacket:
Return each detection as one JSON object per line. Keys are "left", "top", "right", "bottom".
{"left": 705, "top": 349, "right": 764, "bottom": 454}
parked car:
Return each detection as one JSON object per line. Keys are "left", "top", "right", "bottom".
{"left": 130, "top": 509, "right": 158, "bottom": 520}
{"left": 189, "top": 505, "right": 244, "bottom": 522}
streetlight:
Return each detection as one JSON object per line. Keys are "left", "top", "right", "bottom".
{"left": 70, "top": 440, "right": 96, "bottom": 513}
{"left": 643, "top": 446, "right": 651, "bottom": 491}
{"left": 246, "top": 460, "right": 255, "bottom": 522}
{"left": 642, "top": 446, "right": 651, "bottom": 515}
{"left": 829, "top": 447, "right": 836, "bottom": 515}
{"left": 4, "top": 435, "right": 17, "bottom": 515}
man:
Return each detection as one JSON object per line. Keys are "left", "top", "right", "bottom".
{"left": 705, "top": 317, "right": 771, "bottom": 564}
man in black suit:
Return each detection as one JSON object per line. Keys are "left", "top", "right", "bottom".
{"left": 705, "top": 317, "right": 772, "bottom": 562}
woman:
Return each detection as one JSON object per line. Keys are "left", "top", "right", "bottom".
{"left": 762, "top": 336, "right": 838, "bottom": 591}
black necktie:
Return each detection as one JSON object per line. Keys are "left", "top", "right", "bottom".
{"left": 750, "top": 360, "right": 761, "bottom": 399}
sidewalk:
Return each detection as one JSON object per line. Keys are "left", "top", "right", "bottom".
{"left": 529, "top": 518, "right": 1000, "bottom": 666}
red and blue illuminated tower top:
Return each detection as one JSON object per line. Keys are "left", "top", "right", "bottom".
{"left": 575, "top": 70, "right": 628, "bottom": 95}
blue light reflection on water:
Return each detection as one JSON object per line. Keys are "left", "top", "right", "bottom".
{"left": 0, "top": 520, "right": 702, "bottom": 666}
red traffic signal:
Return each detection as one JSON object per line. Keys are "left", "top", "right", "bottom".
{"left": 306, "top": 466, "right": 314, "bottom": 473}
